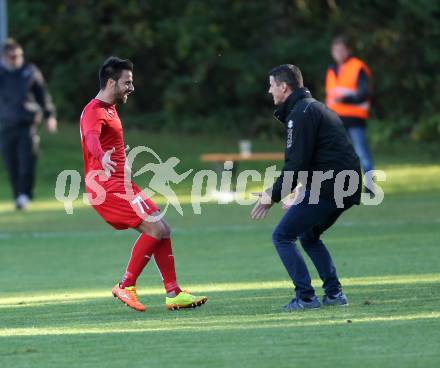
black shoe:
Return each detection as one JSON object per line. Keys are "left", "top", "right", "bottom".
{"left": 283, "top": 296, "right": 321, "bottom": 312}
{"left": 322, "top": 291, "right": 349, "bottom": 306}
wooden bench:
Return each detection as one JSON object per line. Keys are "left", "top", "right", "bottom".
{"left": 200, "top": 152, "right": 284, "bottom": 189}
{"left": 200, "top": 152, "right": 284, "bottom": 163}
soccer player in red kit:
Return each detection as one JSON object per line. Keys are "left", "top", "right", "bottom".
{"left": 80, "top": 57, "right": 207, "bottom": 312}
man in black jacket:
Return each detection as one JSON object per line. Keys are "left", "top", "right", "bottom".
{"left": 0, "top": 38, "right": 57, "bottom": 209}
{"left": 251, "top": 64, "right": 362, "bottom": 311}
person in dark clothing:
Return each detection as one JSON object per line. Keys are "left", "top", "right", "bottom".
{"left": 251, "top": 64, "right": 362, "bottom": 312}
{"left": 326, "top": 35, "right": 374, "bottom": 190}
{"left": 0, "top": 38, "right": 57, "bottom": 209}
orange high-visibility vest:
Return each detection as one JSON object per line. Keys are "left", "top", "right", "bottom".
{"left": 325, "top": 57, "right": 372, "bottom": 119}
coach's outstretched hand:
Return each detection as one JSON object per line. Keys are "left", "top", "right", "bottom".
{"left": 251, "top": 192, "right": 273, "bottom": 220}
{"left": 102, "top": 147, "right": 117, "bottom": 177}
{"left": 46, "top": 116, "right": 58, "bottom": 133}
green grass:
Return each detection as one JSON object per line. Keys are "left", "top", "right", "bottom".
{"left": 1, "top": 125, "right": 440, "bottom": 367}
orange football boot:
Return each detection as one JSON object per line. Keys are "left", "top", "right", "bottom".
{"left": 112, "top": 284, "right": 145, "bottom": 312}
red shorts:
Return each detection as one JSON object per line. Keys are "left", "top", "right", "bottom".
{"left": 86, "top": 179, "right": 160, "bottom": 230}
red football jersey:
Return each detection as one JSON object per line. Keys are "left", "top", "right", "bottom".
{"left": 80, "top": 99, "right": 126, "bottom": 183}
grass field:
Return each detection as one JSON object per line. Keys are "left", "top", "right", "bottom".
{"left": 1, "top": 126, "right": 440, "bottom": 367}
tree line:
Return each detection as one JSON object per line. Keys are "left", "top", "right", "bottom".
{"left": 9, "top": 0, "right": 440, "bottom": 140}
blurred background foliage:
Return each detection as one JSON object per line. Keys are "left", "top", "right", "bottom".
{"left": 8, "top": 0, "right": 440, "bottom": 142}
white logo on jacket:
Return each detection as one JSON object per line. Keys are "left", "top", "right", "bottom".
{"left": 287, "top": 120, "right": 294, "bottom": 148}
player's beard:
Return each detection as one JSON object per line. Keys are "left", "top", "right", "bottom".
{"left": 115, "top": 85, "right": 129, "bottom": 104}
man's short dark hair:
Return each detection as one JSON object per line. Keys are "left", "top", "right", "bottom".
{"left": 332, "top": 34, "right": 353, "bottom": 49}
{"left": 269, "top": 64, "right": 303, "bottom": 90}
{"left": 99, "top": 56, "right": 133, "bottom": 89}
{"left": 2, "top": 38, "right": 22, "bottom": 54}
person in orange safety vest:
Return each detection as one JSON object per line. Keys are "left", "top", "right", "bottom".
{"left": 325, "top": 35, "right": 374, "bottom": 191}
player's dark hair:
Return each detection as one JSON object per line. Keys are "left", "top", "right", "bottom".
{"left": 332, "top": 34, "right": 353, "bottom": 49}
{"left": 269, "top": 64, "right": 303, "bottom": 90}
{"left": 99, "top": 56, "right": 133, "bottom": 89}
{"left": 2, "top": 38, "right": 22, "bottom": 54}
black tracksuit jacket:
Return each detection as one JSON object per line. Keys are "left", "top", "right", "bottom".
{"left": 0, "top": 62, "right": 55, "bottom": 131}
{"left": 270, "top": 87, "right": 362, "bottom": 207}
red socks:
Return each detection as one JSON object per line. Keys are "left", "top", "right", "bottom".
{"left": 154, "top": 238, "right": 181, "bottom": 294}
{"left": 120, "top": 233, "right": 160, "bottom": 288}
{"left": 120, "top": 234, "right": 181, "bottom": 294}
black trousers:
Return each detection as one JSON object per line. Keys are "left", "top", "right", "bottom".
{"left": 0, "top": 125, "right": 39, "bottom": 199}
{"left": 272, "top": 191, "right": 350, "bottom": 299}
